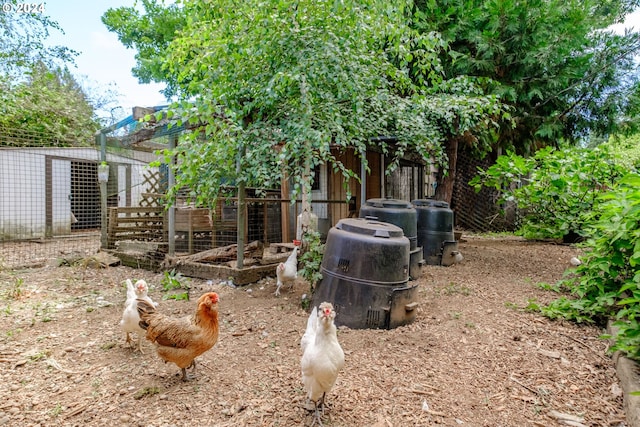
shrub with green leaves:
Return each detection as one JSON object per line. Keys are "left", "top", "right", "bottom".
{"left": 534, "top": 173, "right": 640, "bottom": 358}
{"left": 161, "top": 269, "right": 190, "bottom": 301}
{"left": 469, "top": 146, "right": 626, "bottom": 240}
{"left": 299, "top": 229, "right": 324, "bottom": 294}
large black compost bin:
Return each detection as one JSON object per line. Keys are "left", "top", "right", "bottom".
{"left": 311, "top": 218, "right": 418, "bottom": 329}
{"left": 413, "top": 199, "right": 459, "bottom": 266}
{"left": 359, "top": 198, "right": 424, "bottom": 280}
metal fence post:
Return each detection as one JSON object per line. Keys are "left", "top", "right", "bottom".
{"left": 98, "top": 132, "right": 108, "bottom": 249}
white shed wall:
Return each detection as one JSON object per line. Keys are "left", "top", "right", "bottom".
{"left": 0, "top": 147, "right": 158, "bottom": 240}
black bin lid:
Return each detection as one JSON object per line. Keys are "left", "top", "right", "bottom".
{"left": 336, "top": 218, "right": 404, "bottom": 238}
{"left": 412, "top": 199, "right": 450, "bottom": 209}
{"left": 364, "top": 198, "right": 413, "bottom": 209}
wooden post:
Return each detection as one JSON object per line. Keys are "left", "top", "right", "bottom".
{"left": 236, "top": 144, "right": 246, "bottom": 269}
{"left": 300, "top": 153, "right": 311, "bottom": 240}
{"left": 263, "top": 199, "right": 268, "bottom": 244}
{"left": 280, "top": 173, "right": 290, "bottom": 243}
{"left": 167, "top": 134, "right": 177, "bottom": 256}
{"left": 299, "top": 74, "right": 313, "bottom": 241}
{"left": 107, "top": 207, "right": 118, "bottom": 248}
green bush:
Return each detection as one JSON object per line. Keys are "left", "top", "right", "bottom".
{"left": 472, "top": 144, "right": 640, "bottom": 357}
{"left": 470, "top": 146, "right": 626, "bottom": 240}
{"left": 299, "top": 229, "right": 324, "bottom": 293}
{"left": 538, "top": 173, "right": 640, "bottom": 358}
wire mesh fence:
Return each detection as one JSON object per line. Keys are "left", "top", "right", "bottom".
{"left": 1, "top": 124, "right": 352, "bottom": 270}
{"left": 0, "top": 126, "right": 157, "bottom": 269}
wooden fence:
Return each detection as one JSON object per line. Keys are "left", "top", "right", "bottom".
{"left": 106, "top": 206, "right": 166, "bottom": 249}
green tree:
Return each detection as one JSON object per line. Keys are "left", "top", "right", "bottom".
{"left": 109, "top": 0, "right": 507, "bottom": 211}
{"left": 0, "top": 0, "right": 76, "bottom": 77}
{"left": 101, "top": 0, "right": 184, "bottom": 97}
{"left": 0, "top": 62, "right": 100, "bottom": 143}
{"left": 413, "top": 0, "right": 640, "bottom": 202}
{"left": 0, "top": 1, "right": 100, "bottom": 143}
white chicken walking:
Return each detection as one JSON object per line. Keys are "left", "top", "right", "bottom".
{"left": 120, "top": 279, "right": 157, "bottom": 353}
{"left": 301, "top": 302, "right": 345, "bottom": 426}
{"left": 275, "top": 246, "right": 298, "bottom": 297}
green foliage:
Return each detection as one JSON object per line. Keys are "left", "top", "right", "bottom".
{"left": 7, "top": 277, "right": 24, "bottom": 300}
{"left": 102, "top": 0, "right": 184, "bottom": 97}
{"left": 299, "top": 230, "right": 325, "bottom": 293}
{"left": 606, "top": 133, "right": 640, "bottom": 169}
{"left": 534, "top": 173, "right": 640, "bottom": 358}
{"left": 108, "top": 0, "right": 506, "bottom": 208}
{"left": 0, "top": 5, "right": 100, "bottom": 143}
{"left": 161, "top": 269, "right": 190, "bottom": 300}
{"left": 470, "top": 146, "right": 626, "bottom": 239}
{"left": 0, "top": 62, "right": 99, "bottom": 143}
{"left": 0, "top": 1, "right": 77, "bottom": 78}
{"left": 413, "top": 0, "right": 640, "bottom": 152}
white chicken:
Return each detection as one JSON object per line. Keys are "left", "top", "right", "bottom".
{"left": 301, "top": 302, "right": 345, "bottom": 426}
{"left": 275, "top": 246, "right": 298, "bottom": 297}
{"left": 120, "top": 279, "right": 157, "bottom": 353}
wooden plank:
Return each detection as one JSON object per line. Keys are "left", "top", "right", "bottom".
{"left": 110, "top": 226, "right": 165, "bottom": 233}
{"left": 107, "top": 208, "right": 119, "bottom": 249}
{"left": 174, "top": 261, "right": 275, "bottom": 286}
{"left": 166, "top": 240, "right": 261, "bottom": 265}
{"left": 111, "top": 251, "right": 162, "bottom": 271}
{"left": 281, "top": 173, "right": 290, "bottom": 242}
{"left": 132, "top": 106, "right": 157, "bottom": 121}
{"left": 110, "top": 233, "right": 165, "bottom": 241}
{"left": 113, "top": 216, "right": 163, "bottom": 224}
{"left": 109, "top": 206, "right": 165, "bottom": 214}
{"left": 175, "top": 208, "right": 212, "bottom": 231}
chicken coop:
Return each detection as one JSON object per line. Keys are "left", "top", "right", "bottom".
{"left": 86, "top": 107, "right": 440, "bottom": 284}
{"left": 1, "top": 106, "right": 446, "bottom": 280}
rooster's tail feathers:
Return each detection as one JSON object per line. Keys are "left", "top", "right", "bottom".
{"left": 136, "top": 298, "right": 156, "bottom": 330}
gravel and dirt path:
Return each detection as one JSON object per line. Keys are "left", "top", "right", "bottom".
{"left": 0, "top": 234, "right": 627, "bottom": 426}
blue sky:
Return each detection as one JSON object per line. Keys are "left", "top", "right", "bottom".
{"left": 40, "top": 1, "right": 640, "bottom": 123}
{"left": 44, "top": 0, "right": 169, "bottom": 121}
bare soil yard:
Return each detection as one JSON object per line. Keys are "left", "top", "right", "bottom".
{"left": 0, "top": 234, "right": 627, "bottom": 426}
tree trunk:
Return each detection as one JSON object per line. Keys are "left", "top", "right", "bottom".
{"left": 434, "top": 136, "right": 459, "bottom": 204}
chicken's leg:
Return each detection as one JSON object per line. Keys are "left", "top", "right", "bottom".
{"left": 310, "top": 400, "right": 324, "bottom": 427}
{"left": 304, "top": 393, "right": 329, "bottom": 427}
{"left": 319, "top": 392, "right": 326, "bottom": 416}
{"left": 136, "top": 335, "right": 144, "bottom": 354}
{"left": 180, "top": 360, "right": 197, "bottom": 381}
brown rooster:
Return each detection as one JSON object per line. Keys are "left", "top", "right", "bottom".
{"left": 137, "top": 292, "right": 220, "bottom": 381}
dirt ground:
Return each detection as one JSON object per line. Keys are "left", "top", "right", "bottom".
{"left": 0, "top": 234, "right": 627, "bottom": 427}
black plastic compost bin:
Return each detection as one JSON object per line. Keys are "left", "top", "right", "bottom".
{"left": 359, "top": 198, "right": 424, "bottom": 280}
{"left": 311, "top": 218, "right": 419, "bottom": 329}
{"left": 413, "top": 199, "right": 459, "bottom": 266}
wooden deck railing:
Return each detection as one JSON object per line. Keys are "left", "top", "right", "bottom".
{"left": 106, "top": 206, "right": 166, "bottom": 249}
